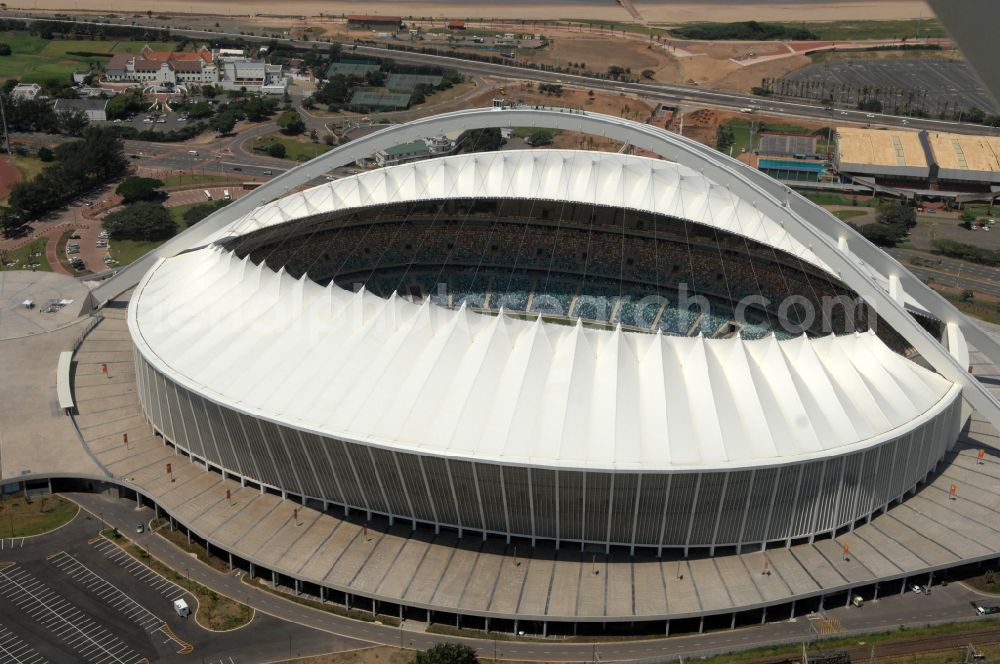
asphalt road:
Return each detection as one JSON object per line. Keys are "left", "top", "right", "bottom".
{"left": 15, "top": 13, "right": 1000, "bottom": 138}
{"left": 65, "top": 492, "right": 1000, "bottom": 663}
{"left": 0, "top": 505, "right": 362, "bottom": 663}
{"left": 889, "top": 248, "right": 1000, "bottom": 297}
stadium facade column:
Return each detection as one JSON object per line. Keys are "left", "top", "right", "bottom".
{"left": 736, "top": 469, "right": 756, "bottom": 552}
{"left": 683, "top": 474, "right": 702, "bottom": 558}
{"left": 471, "top": 464, "right": 488, "bottom": 541}
{"left": 807, "top": 460, "right": 828, "bottom": 544}
{"left": 604, "top": 474, "right": 615, "bottom": 554}
{"left": 630, "top": 474, "right": 642, "bottom": 556}
{"left": 709, "top": 473, "right": 729, "bottom": 556}
{"left": 786, "top": 466, "right": 806, "bottom": 547}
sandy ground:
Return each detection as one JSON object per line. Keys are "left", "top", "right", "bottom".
{"left": 0, "top": 157, "right": 22, "bottom": 200}
{"left": 16, "top": 0, "right": 931, "bottom": 23}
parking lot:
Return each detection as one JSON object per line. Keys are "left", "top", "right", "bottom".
{"left": 0, "top": 513, "right": 193, "bottom": 663}
{"left": 787, "top": 58, "right": 998, "bottom": 114}
{"left": 0, "top": 502, "right": 345, "bottom": 663}
{"left": 0, "top": 563, "right": 149, "bottom": 663}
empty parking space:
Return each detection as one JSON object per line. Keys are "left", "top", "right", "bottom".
{"left": 47, "top": 552, "right": 164, "bottom": 633}
{"left": 0, "top": 624, "right": 48, "bottom": 664}
{"left": 90, "top": 537, "right": 187, "bottom": 602}
{"left": 787, "top": 58, "right": 997, "bottom": 114}
{"left": 0, "top": 565, "right": 143, "bottom": 664}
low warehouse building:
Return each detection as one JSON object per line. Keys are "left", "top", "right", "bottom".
{"left": 834, "top": 127, "right": 929, "bottom": 184}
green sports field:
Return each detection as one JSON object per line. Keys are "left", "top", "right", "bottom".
{"left": 0, "top": 32, "right": 177, "bottom": 84}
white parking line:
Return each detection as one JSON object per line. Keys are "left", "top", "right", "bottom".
{"left": 0, "top": 624, "right": 49, "bottom": 664}
{"left": 90, "top": 539, "right": 187, "bottom": 601}
{"left": 0, "top": 566, "right": 142, "bottom": 664}
{"left": 47, "top": 553, "right": 164, "bottom": 633}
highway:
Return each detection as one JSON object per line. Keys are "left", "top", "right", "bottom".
{"left": 12, "top": 12, "right": 1000, "bottom": 137}
{"left": 889, "top": 248, "right": 1000, "bottom": 297}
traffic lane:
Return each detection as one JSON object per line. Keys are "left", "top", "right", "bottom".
{"left": 904, "top": 264, "right": 1000, "bottom": 297}
{"left": 70, "top": 492, "right": 1000, "bottom": 663}
{"left": 890, "top": 248, "right": 1000, "bottom": 282}
{"left": 830, "top": 582, "right": 988, "bottom": 631}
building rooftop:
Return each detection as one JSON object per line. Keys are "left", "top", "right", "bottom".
{"left": 926, "top": 131, "right": 1000, "bottom": 174}
{"left": 53, "top": 98, "right": 109, "bottom": 111}
{"left": 836, "top": 127, "right": 928, "bottom": 168}
{"left": 383, "top": 140, "right": 428, "bottom": 155}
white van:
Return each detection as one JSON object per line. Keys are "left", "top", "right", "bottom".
{"left": 187, "top": 150, "right": 198, "bottom": 156}
{"left": 173, "top": 598, "right": 190, "bottom": 617}
{"left": 223, "top": 189, "right": 231, "bottom": 200}
{"left": 204, "top": 190, "right": 212, "bottom": 201}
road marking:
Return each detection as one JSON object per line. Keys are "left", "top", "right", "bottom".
{"left": 0, "top": 623, "right": 49, "bottom": 663}
{"left": 157, "top": 625, "right": 192, "bottom": 655}
{"left": 0, "top": 565, "right": 142, "bottom": 664}
{"left": 90, "top": 538, "right": 187, "bottom": 602}
{"left": 47, "top": 552, "right": 164, "bottom": 634}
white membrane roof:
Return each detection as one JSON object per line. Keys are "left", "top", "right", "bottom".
{"left": 205, "top": 150, "right": 831, "bottom": 273}
{"left": 130, "top": 240, "right": 956, "bottom": 471}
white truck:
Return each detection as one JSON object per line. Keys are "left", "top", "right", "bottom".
{"left": 173, "top": 598, "right": 190, "bottom": 618}
{"left": 223, "top": 189, "right": 231, "bottom": 200}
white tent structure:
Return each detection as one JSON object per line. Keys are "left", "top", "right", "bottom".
{"left": 129, "top": 150, "right": 964, "bottom": 552}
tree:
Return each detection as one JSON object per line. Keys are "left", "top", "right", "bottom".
{"left": 715, "top": 124, "right": 735, "bottom": 153}
{"left": 267, "top": 142, "right": 287, "bottom": 158}
{"left": 277, "top": 110, "right": 305, "bottom": 135}
{"left": 0, "top": 44, "right": 11, "bottom": 56}
{"left": 526, "top": 129, "right": 554, "bottom": 147}
{"left": 966, "top": 106, "right": 986, "bottom": 124}
{"left": 116, "top": 176, "right": 165, "bottom": 204}
{"left": 36, "top": 147, "right": 54, "bottom": 162}
{"left": 102, "top": 201, "right": 176, "bottom": 241}
{"left": 105, "top": 90, "right": 145, "bottom": 120}
{"left": 641, "top": 69, "right": 655, "bottom": 80}
{"left": 413, "top": 644, "right": 478, "bottom": 664}
{"left": 877, "top": 201, "right": 916, "bottom": 230}
{"left": 960, "top": 289, "right": 975, "bottom": 302}
{"left": 58, "top": 109, "right": 89, "bottom": 137}
{"left": 856, "top": 222, "right": 901, "bottom": 247}
{"left": 210, "top": 111, "right": 237, "bottom": 135}
{"left": 459, "top": 128, "right": 504, "bottom": 153}
{"left": 181, "top": 200, "right": 229, "bottom": 227}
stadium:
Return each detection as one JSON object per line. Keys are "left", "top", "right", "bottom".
{"left": 128, "top": 127, "right": 971, "bottom": 554}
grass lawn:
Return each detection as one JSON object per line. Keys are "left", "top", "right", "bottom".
{"left": 254, "top": 135, "right": 331, "bottom": 161}
{"left": 102, "top": 530, "right": 253, "bottom": 631}
{"left": 0, "top": 237, "right": 50, "bottom": 272}
{"left": 9, "top": 155, "right": 45, "bottom": 182}
{"left": 930, "top": 286, "right": 1000, "bottom": 325}
{"left": 108, "top": 200, "right": 229, "bottom": 268}
{"left": 963, "top": 567, "right": 1000, "bottom": 595}
{"left": 0, "top": 32, "right": 177, "bottom": 83}
{"left": 722, "top": 119, "right": 825, "bottom": 154}
{"left": 0, "top": 495, "right": 78, "bottom": 537}
{"left": 832, "top": 209, "right": 868, "bottom": 221}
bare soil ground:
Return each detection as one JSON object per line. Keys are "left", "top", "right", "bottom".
{"left": 460, "top": 82, "right": 653, "bottom": 153}
{"left": 0, "top": 156, "right": 23, "bottom": 200}
{"left": 42, "top": 1, "right": 929, "bottom": 23}
{"left": 518, "top": 37, "right": 670, "bottom": 76}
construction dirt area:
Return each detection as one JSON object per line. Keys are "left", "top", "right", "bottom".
{"left": 459, "top": 82, "right": 655, "bottom": 153}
